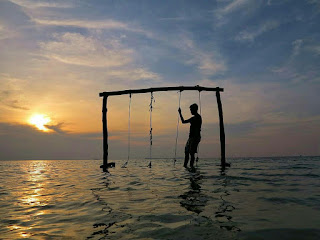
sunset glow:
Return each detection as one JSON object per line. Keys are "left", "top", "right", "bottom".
{"left": 0, "top": 0, "right": 319, "bottom": 160}
{"left": 28, "top": 114, "right": 51, "bottom": 132}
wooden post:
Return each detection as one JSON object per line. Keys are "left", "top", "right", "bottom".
{"left": 101, "top": 95, "right": 115, "bottom": 171}
{"left": 101, "top": 96, "right": 108, "bottom": 171}
{"left": 216, "top": 91, "right": 226, "bottom": 168}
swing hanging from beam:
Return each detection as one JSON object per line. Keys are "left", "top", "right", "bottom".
{"left": 121, "top": 93, "right": 132, "bottom": 168}
{"left": 99, "top": 85, "right": 227, "bottom": 171}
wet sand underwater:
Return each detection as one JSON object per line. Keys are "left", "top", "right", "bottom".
{"left": 0, "top": 157, "right": 319, "bottom": 239}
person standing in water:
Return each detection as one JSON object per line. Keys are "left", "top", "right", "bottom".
{"left": 178, "top": 103, "right": 202, "bottom": 168}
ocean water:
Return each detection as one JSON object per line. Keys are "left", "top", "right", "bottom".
{"left": 0, "top": 157, "right": 319, "bottom": 240}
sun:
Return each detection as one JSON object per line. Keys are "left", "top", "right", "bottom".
{"left": 28, "top": 114, "right": 52, "bottom": 132}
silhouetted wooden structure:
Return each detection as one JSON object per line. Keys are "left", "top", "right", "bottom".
{"left": 99, "top": 85, "right": 226, "bottom": 171}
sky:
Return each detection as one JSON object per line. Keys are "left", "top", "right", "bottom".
{"left": 0, "top": 0, "right": 320, "bottom": 160}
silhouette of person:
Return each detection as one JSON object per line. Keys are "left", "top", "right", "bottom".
{"left": 178, "top": 103, "right": 202, "bottom": 168}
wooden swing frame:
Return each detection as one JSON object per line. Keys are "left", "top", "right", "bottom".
{"left": 99, "top": 85, "right": 226, "bottom": 171}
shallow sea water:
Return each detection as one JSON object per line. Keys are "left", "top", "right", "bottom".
{"left": 0, "top": 157, "right": 319, "bottom": 239}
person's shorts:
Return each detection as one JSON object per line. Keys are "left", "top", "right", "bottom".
{"left": 185, "top": 137, "right": 201, "bottom": 154}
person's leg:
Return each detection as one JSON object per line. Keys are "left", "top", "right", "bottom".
{"left": 184, "top": 139, "right": 190, "bottom": 167}
{"left": 191, "top": 137, "right": 200, "bottom": 166}
{"left": 190, "top": 153, "right": 195, "bottom": 168}
{"left": 189, "top": 138, "right": 197, "bottom": 168}
{"left": 184, "top": 152, "right": 189, "bottom": 167}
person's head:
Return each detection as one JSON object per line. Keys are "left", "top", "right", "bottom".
{"left": 189, "top": 103, "right": 198, "bottom": 115}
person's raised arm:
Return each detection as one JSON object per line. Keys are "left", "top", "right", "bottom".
{"left": 178, "top": 108, "right": 191, "bottom": 124}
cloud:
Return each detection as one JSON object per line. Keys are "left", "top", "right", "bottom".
{"left": 227, "top": 119, "right": 320, "bottom": 157}
{"left": 267, "top": 0, "right": 290, "bottom": 6}
{"left": 248, "top": 116, "right": 320, "bottom": 156}
{"left": 39, "top": 32, "right": 133, "bottom": 68}
{"left": 0, "top": 24, "right": 17, "bottom": 40}
{"left": 1, "top": 99, "right": 29, "bottom": 110}
{"left": 291, "top": 39, "right": 320, "bottom": 59}
{"left": 225, "top": 120, "right": 261, "bottom": 137}
{"left": 38, "top": 32, "right": 161, "bottom": 82}
{"left": 8, "top": 1, "right": 152, "bottom": 37}
{"left": 0, "top": 75, "right": 29, "bottom": 111}
{"left": 0, "top": 122, "right": 103, "bottom": 160}
{"left": 307, "top": 44, "right": 320, "bottom": 55}
{"left": 235, "top": 20, "right": 280, "bottom": 42}
{"left": 33, "top": 18, "right": 127, "bottom": 29}
{"left": 175, "top": 33, "right": 226, "bottom": 76}
{"left": 32, "top": 17, "right": 151, "bottom": 37}
{"left": 308, "top": 0, "right": 320, "bottom": 10}
{"left": 200, "top": 76, "right": 320, "bottom": 128}
{"left": 197, "top": 55, "right": 226, "bottom": 75}
{"left": 211, "top": 0, "right": 268, "bottom": 30}
{"left": 186, "top": 51, "right": 226, "bottom": 76}
{"left": 219, "top": 0, "right": 254, "bottom": 15}
{"left": 158, "top": 17, "right": 188, "bottom": 21}
{"left": 213, "top": 0, "right": 262, "bottom": 25}
{"left": 45, "top": 122, "right": 66, "bottom": 134}
{"left": 292, "top": 39, "right": 304, "bottom": 57}
{"left": 9, "top": 0, "right": 74, "bottom": 9}
{"left": 105, "top": 68, "right": 161, "bottom": 81}
{"left": 271, "top": 38, "right": 320, "bottom": 84}
{"left": 0, "top": 0, "right": 32, "bottom": 36}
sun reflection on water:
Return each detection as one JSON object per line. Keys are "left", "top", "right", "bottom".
{"left": 8, "top": 224, "right": 32, "bottom": 238}
{"left": 8, "top": 161, "right": 52, "bottom": 238}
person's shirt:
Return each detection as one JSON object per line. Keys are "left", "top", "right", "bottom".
{"left": 187, "top": 114, "right": 202, "bottom": 138}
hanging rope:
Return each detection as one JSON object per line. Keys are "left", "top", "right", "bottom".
{"left": 198, "top": 91, "right": 202, "bottom": 115}
{"left": 122, "top": 93, "right": 132, "bottom": 168}
{"left": 148, "top": 92, "right": 155, "bottom": 168}
{"left": 174, "top": 91, "right": 182, "bottom": 164}
{"left": 196, "top": 90, "right": 202, "bottom": 162}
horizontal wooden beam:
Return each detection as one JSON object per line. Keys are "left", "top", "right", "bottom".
{"left": 99, "top": 85, "right": 223, "bottom": 97}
